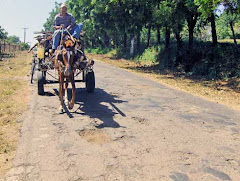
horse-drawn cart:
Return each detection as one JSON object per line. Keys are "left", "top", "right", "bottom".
{"left": 34, "top": 50, "right": 95, "bottom": 96}
{"left": 30, "top": 31, "right": 95, "bottom": 111}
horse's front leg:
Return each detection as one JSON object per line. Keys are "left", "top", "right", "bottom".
{"left": 59, "top": 72, "right": 64, "bottom": 113}
{"left": 68, "top": 74, "right": 76, "bottom": 110}
{"left": 64, "top": 81, "right": 69, "bottom": 105}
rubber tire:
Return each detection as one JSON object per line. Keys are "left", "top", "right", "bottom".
{"left": 37, "top": 71, "right": 45, "bottom": 95}
{"left": 30, "top": 59, "right": 36, "bottom": 84}
{"left": 43, "top": 71, "right": 47, "bottom": 84}
{"left": 82, "top": 70, "right": 86, "bottom": 82}
{"left": 85, "top": 71, "right": 95, "bottom": 93}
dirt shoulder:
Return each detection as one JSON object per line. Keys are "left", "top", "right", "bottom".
{"left": 0, "top": 52, "right": 30, "bottom": 178}
{"left": 88, "top": 53, "right": 240, "bottom": 111}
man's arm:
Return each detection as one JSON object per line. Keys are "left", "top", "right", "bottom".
{"left": 67, "top": 14, "right": 76, "bottom": 30}
{"left": 28, "top": 43, "right": 38, "bottom": 53}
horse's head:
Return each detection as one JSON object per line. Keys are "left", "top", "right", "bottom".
{"left": 54, "top": 35, "right": 78, "bottom": 76}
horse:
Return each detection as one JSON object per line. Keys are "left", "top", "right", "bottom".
{"left": 54, "top": 35, "right": 76, "bottom": 113}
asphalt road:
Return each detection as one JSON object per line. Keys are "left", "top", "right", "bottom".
{"left": 2, "top": 61, "right": 240, "bottom": 181}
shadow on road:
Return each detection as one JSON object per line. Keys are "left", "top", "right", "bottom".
{"left": 74, "top": 88, "right": 127, "bottom": 129}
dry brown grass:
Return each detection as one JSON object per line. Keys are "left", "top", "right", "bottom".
{"left": 88, "top": 53, "right": 240, "bottom": 111}
{"left": 0, "top": 51, "right": 30, "bottom": 178}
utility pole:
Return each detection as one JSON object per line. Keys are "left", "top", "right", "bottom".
{"left": 22, "top": 27, "right": 28, "bottom": 43}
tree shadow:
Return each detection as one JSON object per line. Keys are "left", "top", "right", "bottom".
{"left": 74, "top": 88, "right": 127, "bottom": 129}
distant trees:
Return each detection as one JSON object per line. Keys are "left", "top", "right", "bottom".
{"left": 0, "top": 26, "right": 29, "bottom": 50}
{"left": 6, "top": 35, "right": 21, "bottom": 44}
{"left": 42, "top": 0, "right": 239, "bottom": 52}
{"left": 0, "top": 26, "right": 7, "bottom": 40}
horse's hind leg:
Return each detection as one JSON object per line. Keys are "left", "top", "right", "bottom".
{"left": 64, "top": 81, "right": 69, "bottom": 105}
{"left": 68, "top": 75, "right": 76, "bottom": 110}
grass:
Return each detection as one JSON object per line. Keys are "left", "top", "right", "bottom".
{"left": 0, "top": 51, "right": 30, "bottom": 178}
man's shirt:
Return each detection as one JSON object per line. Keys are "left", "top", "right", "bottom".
{"left": 54, "top": 12, "right": 76, "bottom": 28}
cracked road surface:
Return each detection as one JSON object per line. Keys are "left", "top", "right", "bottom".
{"left": 2, "top": 61, "right": 240, "bottom": 181}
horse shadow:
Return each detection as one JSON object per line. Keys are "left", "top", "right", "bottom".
{"left": 74, "top": 88, "right": 127, "bottom": 129}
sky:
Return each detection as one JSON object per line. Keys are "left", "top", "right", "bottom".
{"left": 0, "top": 0, "right": 65, "bottom": 46}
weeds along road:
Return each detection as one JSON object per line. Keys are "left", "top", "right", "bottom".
{"left": 2, "top": 60, "right": 240, "bottom": 181}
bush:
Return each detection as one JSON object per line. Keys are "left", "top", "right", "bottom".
{"left": 20, "top": 43, "right": 30, "bottom": 50}
{"left": 137, "top": 47, "right": 159, "bottom": 64}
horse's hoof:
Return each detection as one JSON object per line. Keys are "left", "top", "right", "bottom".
{"left": 68, "top": 103, "right": 74, "bottom": 110}
{"left": 59, "top": 107, "right": 64, "bottom": 114}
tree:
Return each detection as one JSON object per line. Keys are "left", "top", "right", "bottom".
{"left": 183, "top": 0, "right": 200, "bottom": 49}
{"left": 20, "top": 42, "right": 30, "bottom": 50}
{"left": 194, "top": 0, "right": 222, "bottom": 46}
{"left": 154, "top": 0, "right": 174, "bottom": 49}
{"left": 0, "top": 26, "right": 7, "bottom": 40}
{"left": 6, "top": 35, "right": 21, "bottom": 44}
{"left": 222, "top": 0, "right": 240, "bottom": 47}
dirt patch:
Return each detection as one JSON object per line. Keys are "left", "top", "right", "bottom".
{"left": 76, "top": 129, "right": 111, "bottom": 144}
{"left": 88, "top": 53, "right": 240, "bottom": 111}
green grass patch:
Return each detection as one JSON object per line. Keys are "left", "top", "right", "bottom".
{"left": 136, "top": 47, "right": 160, "bottom": 65}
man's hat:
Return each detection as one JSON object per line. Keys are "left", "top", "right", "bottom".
{"left": 61, "top": 3, "right": 67, "bottom": 8}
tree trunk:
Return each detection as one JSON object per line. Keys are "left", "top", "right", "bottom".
{"left": 187, "top": 13, "right": 198, "bottom": 50}
{"left": 156, "top": 0, "right": 160, "bottom": 45}
{"left": 230, "top": 21, "right": 238, "bottom": 47}
{"left": 157, "top": 26, "right": 161, "bottom": 45}
{"left": 124, "top": 32, "right": 127, "bottom": 49}
{"left": 137, "top": 30, "right": 141, "bottom": 52}
{"left": 115, "top": 33, "right": 119, "bottom": 48}
{"left": 165, "top": 26, "right": 170, "bottom": 49}
{"left": 175, "top": 31, "right": 183, "bottom": 66}
{"left": 175, "top": 32, "right": 182, "bottom": 52}
{"left": 147, "top": 25, "right": 151, "bottom": 47}
{"left": 187, "top": 21, "right": 195, "bottom": 50}
{"left": 130, "top": 36, "right": 135, "bottom": 57}
{"left": 104, "top": 32, "right": 110, "bottom": 48}
{"left": 210, "top": 13, "right": 217, "bottom": 46}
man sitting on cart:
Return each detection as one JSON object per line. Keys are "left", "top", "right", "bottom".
{"left": 52, "top": 3, "right": 83, "bottom": 54}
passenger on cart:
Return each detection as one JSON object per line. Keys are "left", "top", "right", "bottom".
{"left": 28, "top": 34, "right": 52, "bottom": 57}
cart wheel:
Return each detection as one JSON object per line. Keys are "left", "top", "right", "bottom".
{"left": 43, "top": 71, "right": 47, "bottom": 84}
{"left": 82, "top": 70, "right": 86, "bottom": 82}
{"left": 37, "top": 71, "right": 45, "bottom": 95}
{"left": 85, "top": 71, "right": 95, "bottom": 93}
{"left": 30, "top": 59, "right": 36, "bottom": 84}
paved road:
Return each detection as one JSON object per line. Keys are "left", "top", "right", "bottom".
{"left": 2, "top": 61, "right": 240, "bottom": 181}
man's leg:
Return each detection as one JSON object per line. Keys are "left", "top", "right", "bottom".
{"left": 70, "top": 23, "right": 83, "bottom": 39}
{"left": 52, "top": 30, "right": 61, "bottom": 51}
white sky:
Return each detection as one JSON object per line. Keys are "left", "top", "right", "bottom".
{"left": 0, "top": 0, "right": 65, "bottom": 46}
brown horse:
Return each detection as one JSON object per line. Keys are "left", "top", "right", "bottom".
{"left": 55, "top": 45, "right": 76, "bottom": 113}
